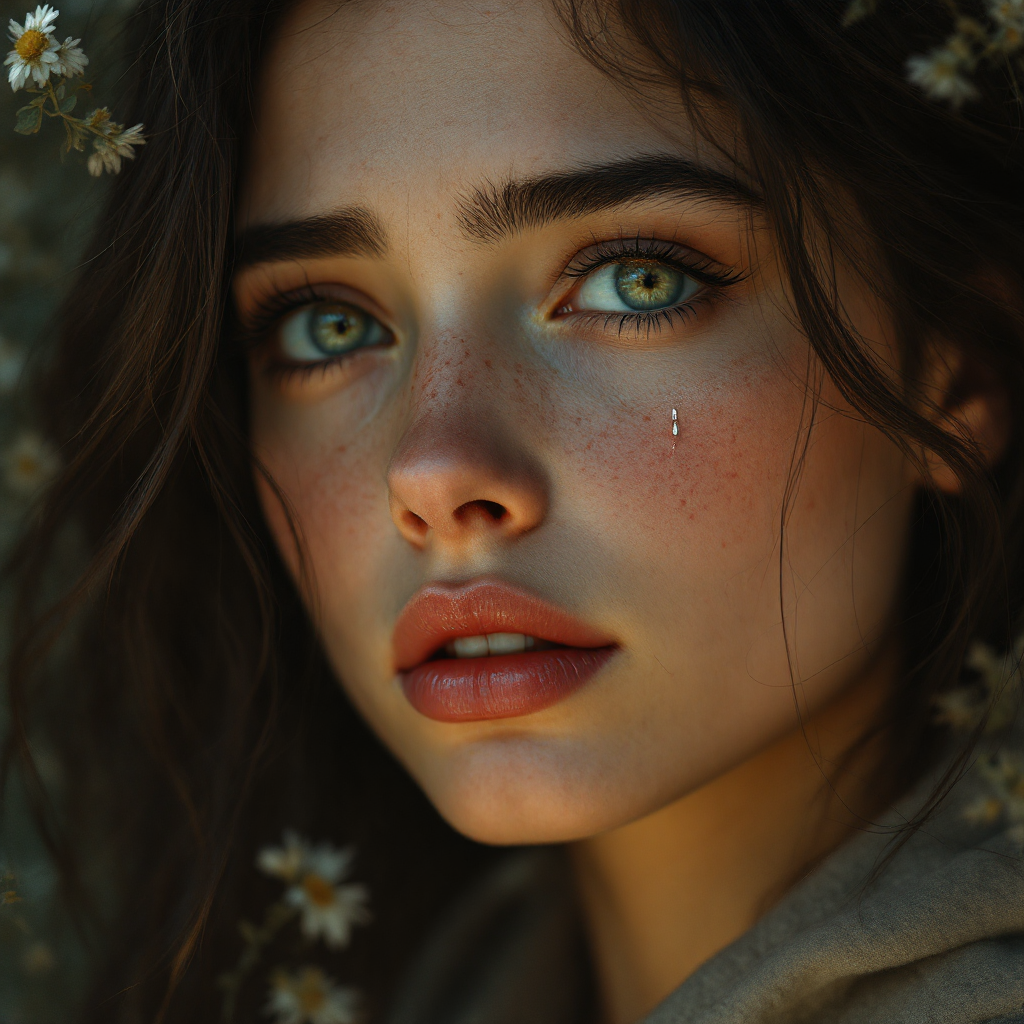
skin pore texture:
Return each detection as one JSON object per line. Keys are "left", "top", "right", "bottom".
{"left": 234, "top": 2, "right": 1003, "bottom": 1020}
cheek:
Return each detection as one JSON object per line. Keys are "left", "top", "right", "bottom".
{"left": 249, "top": 369, "right": 398, "bottom": 619}
{"left": 555, "top": 350, "right": 911, "bottom": 690}
{"left": 561, "top": 353, "right": 789, "bottom": 561}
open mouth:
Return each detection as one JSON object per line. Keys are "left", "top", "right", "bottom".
{"left": 393, "top": 580, "right": 617, "bottom": 722}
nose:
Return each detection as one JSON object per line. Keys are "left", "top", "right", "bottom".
{"left": 387, "top": 409, "right": 548, "bottom": 550}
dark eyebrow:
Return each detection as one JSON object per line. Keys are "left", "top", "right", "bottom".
{"left": 234, "top": 207, "right": 387, "bottom": 269}
{"left": 458, "top": 155, "right": 760, "bottom": 243}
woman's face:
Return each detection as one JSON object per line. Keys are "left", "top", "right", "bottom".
{"left": 236, "top": 0, "right": 915, "bottom": 844}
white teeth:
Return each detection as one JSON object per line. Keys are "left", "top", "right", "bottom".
{"left": 487, "top": 632, "right": 528, "bottom": 655}
{"left": 451, "top": 635, "right": 489, "bottom": 658}
{"left": 446, "top": 633, "right": 538, "bottom": 658}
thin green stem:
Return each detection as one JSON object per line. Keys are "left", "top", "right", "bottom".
{"left": 218, "top": 901, "right": 297, "bottom": 1023}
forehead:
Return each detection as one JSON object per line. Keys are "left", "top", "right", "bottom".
{"left": 241, "top": 0, "right": 697, "bottom": 225}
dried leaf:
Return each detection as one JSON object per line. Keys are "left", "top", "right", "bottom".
{"left": 14, "top": 104, "right": 42, "bottom": 135}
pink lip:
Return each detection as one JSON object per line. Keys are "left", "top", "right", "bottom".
{"left": 393, "top": 579, "right": 617, "bottom": 722}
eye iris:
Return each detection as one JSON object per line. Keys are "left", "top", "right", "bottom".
{"left": 310, "top": 303, "right": 369, "bottom": 354}
{"left": 614, "top": 263, "right": 685, "bottom": 311}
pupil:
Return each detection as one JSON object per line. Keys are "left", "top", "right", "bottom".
{"left": 312, "top": 304, "right": 364, "bottom": 353}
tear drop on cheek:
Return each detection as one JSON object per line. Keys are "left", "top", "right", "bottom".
{"left": 671, "top": 407, "right": 678, "bottom": 451}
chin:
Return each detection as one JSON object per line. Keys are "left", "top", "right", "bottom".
{"left": 415, "top": 732, "right": 650, "bottom": 846}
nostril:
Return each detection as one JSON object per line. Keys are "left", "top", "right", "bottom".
{"left": 401, "top": 510, "right": 429, "bottom": 536}
{"left": 454, "top": 499, "right": 508, "bottom": 524}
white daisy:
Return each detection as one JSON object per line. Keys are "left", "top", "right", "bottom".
{"left": 265, "top": 967, "right": 359, "bottom": 1024}
{"left": 988, "top": 0, "right": 1024, "bottom": 26}
{"left": 965, "top": 639, "right": 1023, "bottom": 733}
{"left": 933, "top": 685, "right": 983, "bottom": 731}
{"left": 86, "top": 118, "right": 145, "bottom": 176}
{"left": 3, "top": 430, "right": 59, "bottom": 495}
{"left": 906, "top": 45, "right": 979, "bottom": 106}
{"left": 257, "top": 830, "right": 308, "bottom": 883}
{"left": 55, "top": 35, "right": 86, "bottom": 77}
{"left": 257, "top": 833, "right": 371, "bottom": 949}
{"left": 5, "top": 5, "right": 60, "bottom": 91}
{"left": 976, "top": 751, "right": 1024, "bottom": 823}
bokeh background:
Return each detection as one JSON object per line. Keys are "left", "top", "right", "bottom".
{"left": 0, "top": 2, "right": 135, "bottom": 1020}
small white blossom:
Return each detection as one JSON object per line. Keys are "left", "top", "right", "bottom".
{"left": 966, "top": 639, "right": 1023, "bottom": 732}
{"left": 906, "top": 45, "right": 980, "bottom": 106}
{"left": 933, "top": 686, "right": 983, "bottom": 731}
{"left": 970, "top": 750, "right": 1024, "bottom": 826}
{"left": 5, "top": 5, "right": 60, "bottom": 91}
{"left": 55, "top": 35, "right": 86, "bottom": 77}
{"left": 3, "top": 430, "right": 59, "bottom": 495}
{"left": 257, "top": 830, "right": 307, "bottom": 883}
{"left": 86, "top": 118, "right": 145, "bottom": 176}
{"left": 934, "top": 638, "right": 1022, "bottom": 734}
{"left": 987, "top": 0, "right": 1024, "bottom": 26}
{"left": 265, "top": 967, "right": 359, "bottom": 1024}
{"left": 257, "top": 833, "right": 371, "bottom": 950}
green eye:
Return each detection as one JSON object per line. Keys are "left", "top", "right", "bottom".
{"left": 575, "top": 261, "right": 700, "bottom": 314}
{"left": 614, "top": 263, "right": 686, "bottom": 310}
{"left": 279, "top": 302, "right": 388, "bottom": 362}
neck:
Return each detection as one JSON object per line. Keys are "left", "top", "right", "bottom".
{"left": 569, "top": 654, "right": 897, "bottom": 1024}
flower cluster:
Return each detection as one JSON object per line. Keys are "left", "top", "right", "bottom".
{"left": 266, "top": 967, "right": 360, "bottom": 1024}
{"left": 5, "top": 5, "right": 144, "bottom": 175}
{"left": 219, "top": 833, "right": 369, "bottom": 1024}
{"left": 846, "top": 0, "right": 1024, "bottom": 105}
{"left": 257, "top": 832, "right": 371, "bottom": 951}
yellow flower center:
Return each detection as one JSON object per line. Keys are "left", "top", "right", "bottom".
{"left": 15, "top": 29, "right": 48, "bottom": 62}
{"left": 299, "top": 988, "right": 327, "bottom": 1013}
{"left": 296, "top": 970, "right": 329, "bottom": 1012}
{"left": 15, "top": 455, "right": 40, "bottom": 478}
{"left": 302, "top": 873, "right": 335, "bottom": 907}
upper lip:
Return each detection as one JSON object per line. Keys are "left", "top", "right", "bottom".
{"left": 392, "top": 578, "right": 616, "bottom": 671}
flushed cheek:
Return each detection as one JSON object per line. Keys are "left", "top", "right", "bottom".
{"left": 562, "top": 362, "right": 793, "bottom": 561}
{"left": 556, "top": 357, "right": 909, "bottom": 694}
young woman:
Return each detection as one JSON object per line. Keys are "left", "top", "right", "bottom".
{"left": 5, "top": 0, "right": 1024, "bottom": 1021}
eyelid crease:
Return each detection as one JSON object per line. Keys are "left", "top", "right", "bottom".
{"left": 235, "top": 283, "right": 390, "bottom": 350}
{"left": 560, "top": 235, "right": 746, "bottom": 287}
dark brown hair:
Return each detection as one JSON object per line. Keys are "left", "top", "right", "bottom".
{"left": 3, "top": 0, "right": 1023, "bottom": 1020}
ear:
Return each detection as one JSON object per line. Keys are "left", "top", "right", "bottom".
{"left": 915, "top": 338, "right": 1011, "bottom": 494}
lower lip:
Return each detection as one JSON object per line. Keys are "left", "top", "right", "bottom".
{"left": 400, "top": 647, "right": 615, "bottom": 722}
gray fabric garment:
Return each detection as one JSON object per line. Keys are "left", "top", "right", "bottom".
{"left": 387, "top": 747, "right": 1024, "bottom": 1024}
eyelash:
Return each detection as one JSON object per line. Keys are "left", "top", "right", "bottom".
{"left": 237, "top": 285, "right": 375, "bottom": 382}
{"left": 558, "top": 236, "right": 744, "bottom": 337}
{"left": 238, "top": 237, "right": 744, "bottom": 375}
